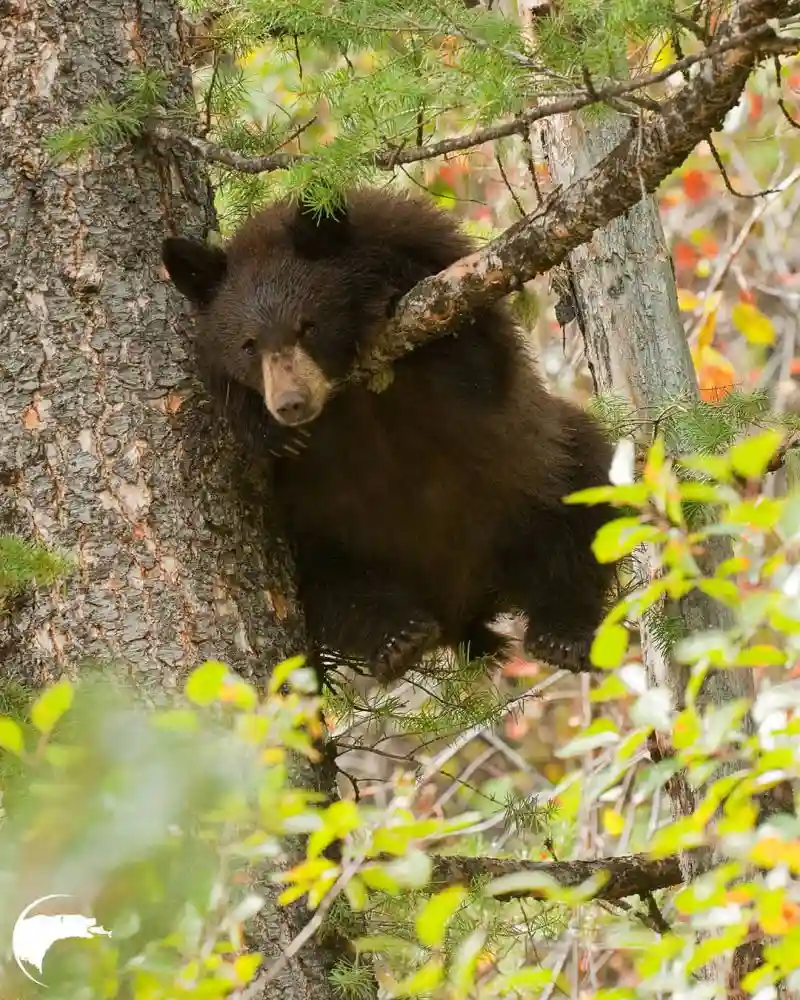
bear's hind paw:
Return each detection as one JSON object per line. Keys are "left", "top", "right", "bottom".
{"left": 373, "top": 620, "right": 442, "bottom": 685}
{"left": 524, "top": 632, "right": 602, "bottom": 674}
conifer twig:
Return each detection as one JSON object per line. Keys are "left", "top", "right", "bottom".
{"left": 149, "top": 17, "right": 798, "bottom": 178}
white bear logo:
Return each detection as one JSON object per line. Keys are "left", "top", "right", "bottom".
{"left": 12, "top": 894, "right": 112, "bottom": 987}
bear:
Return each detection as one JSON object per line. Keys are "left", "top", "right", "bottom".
{"left": 162, "top": 187, "right": 617, "bottom": 686}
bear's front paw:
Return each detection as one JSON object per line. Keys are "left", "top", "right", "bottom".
{"left": 373, "top": 620, "right": 442, "bottom": 685}
{"left": 523, "top": 632, "right": 601, "bottom": 674}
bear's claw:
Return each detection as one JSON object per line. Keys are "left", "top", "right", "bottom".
{"left": 374, "top": 620, "right": 442, "bottom": 685}
{"left": 524, "top": 632, "right": 601, "bottom": 674}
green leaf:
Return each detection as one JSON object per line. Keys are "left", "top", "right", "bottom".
{"left": 269, "top": 655, "right": 308, "bottom": 694}
{"left": 591, "top": 518, "right": 662, "bottom": 563}
{"left": 30, "top": 679, "right": 74, "bottom": 734}
{"left": 697, "top": 578, "right": 741, "bottom": 606}
{"left": 729, "top": 430, "right": 784, "bottom": 479}
{"left": 590, "top": 624, "right": 629, "bottom": 668}
{"left": 643, "top": 436, "right": 666, "bottom": 482}
{"left": 556, "top": 719, "right": 619, "bottom": 758}
{"left": 679, "top": 454, "right": 732, "bottom": 481}
{"left": 675, "top": 630, "right": 733, "bottom": 666}
{"left": 734, "top": 644, "right": 786, "bottom": 667}
{"left": 563, "top": 485, "right": 620, "bottom": 505}
{"left": 391, "top": 958, "right": 444, "bottom": 997}
{"left": 590, "top": 673, "right": 629, "bottom": 702}
{"left": 726, "top": 498, "right": 782, "bottom": 528}
{"left": 360, "top": 865, "right": 401, "bottom": 895}
{"left": 485, "top": 870, "right": 560, "bottom": 900}
{"left": 353, "top": 935, "right": 414, "bottom": 957}
{"left": 677, "top": 482, "right": 726, "bottom": 504}
{"left": 687, "top": 928, "right": 747, "bottom": 974}
{"left": 344, "top": 876, "right": 368, "bottom": 912}
{"left": 153, "top": 709, "right": 200, "bottom": 733}
{"left": 779, "top": 492, "right": 800, "bottom": 541}
{"left": 672, "top": 707, "right": 701, "bottom": 750}
{"left": 185, "top": 660, "right": 228, "bottom": 705}
{"left": 0, "top": 717, "right": 24, "bottom": 755}
{"left": 649, "top": 816, "right": 705, "bottom": 856}
{"left": 615, "top": 728, "right": 648, "bottom": 763}
{"left": 449, "top": 929, "right": 486, "bottom": 994}
{"left": 370, "top": 828, "right": 414, "bottom": 856}
{"left": 386, "top": 850, "right": 433, "bottom": 890}
{"left": 415, "top": 886, "right": 467, "bottom": 948}
{"left": 564, "top": 484, "right": 648, "bottom": 507}
{"left": 495, "top": 968, "right": 556, "bottom": 992}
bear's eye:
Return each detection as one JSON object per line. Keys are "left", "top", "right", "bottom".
{"left": 241, "top": 338, "right": 257, "bottom": 357}
{"left": 298, "top": 321, "right": 317, "bottom": 340}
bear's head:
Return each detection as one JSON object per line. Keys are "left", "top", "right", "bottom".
{"left": 162, "top": 199, "right": 395, "bottom": 427}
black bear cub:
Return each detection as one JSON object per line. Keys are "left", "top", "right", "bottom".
{"left": 162, "top": 188, "right": 616, "bottom": 684}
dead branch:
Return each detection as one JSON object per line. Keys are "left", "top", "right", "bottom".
{"left": 431, "top": 853, "right": 683, "bottom": 901}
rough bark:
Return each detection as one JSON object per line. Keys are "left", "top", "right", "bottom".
{"left": 0, "top": 3, "right": 341, "bottom": 997}
{"left": 432, "top": 853, "right": 682, "bottom": 901}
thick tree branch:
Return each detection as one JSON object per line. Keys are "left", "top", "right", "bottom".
{"left": 431, "top": 853, "right": 683, "bottom": 901}
{"left": 354, "top": 0, "right": 797, "bottom": 378}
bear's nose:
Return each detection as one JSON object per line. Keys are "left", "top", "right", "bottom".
{"left": 275, "top": 391, "right": 310, "bottom": 424}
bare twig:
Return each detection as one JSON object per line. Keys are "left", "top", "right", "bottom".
{"left": 706, "top": 133, "right": 789, "bottom": 197}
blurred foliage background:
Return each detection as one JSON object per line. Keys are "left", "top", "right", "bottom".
{"left": 4, "top": 0, "right": 800, "bottom": 997}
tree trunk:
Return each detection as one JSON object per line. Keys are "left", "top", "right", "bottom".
{"left": 0, "top": 3, "right": 341, "bottom": 996}
{"left": 534, "top": 102, "right": 786, "bottom": 998}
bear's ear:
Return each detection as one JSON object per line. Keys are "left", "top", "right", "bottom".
{"left": 162, "top": 237, "right": 228, "bottom": 307}
{"left": 288, "top": 199, "right": 350, "bottom": 260}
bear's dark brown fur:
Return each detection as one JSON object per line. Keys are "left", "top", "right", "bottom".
{"left": 162, "top": 188, "right": 617, "bottom": 683}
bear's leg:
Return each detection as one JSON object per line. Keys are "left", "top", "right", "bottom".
{"left": 503, "top": 504, "right": 615, "bottom": 674}
{"left": 296, "top": 552, "right": 442, "bottom": 685}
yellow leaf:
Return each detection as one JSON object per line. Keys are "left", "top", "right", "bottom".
{"left": 415, "top": 887, "right": 467, "bottom": 948}
{"left": 761, "top": 899, "right": 800, "bottom": 935}
{"left": 278, "top": 884, "right": 309, "bottom": 905}
{"left": 238, "top": 48, "right": 261, "bottom": 68}
{"left": 749, "top": 836, "right": 800, "bottom": 873}
{"left": 602, "top": 808, "right": 625, "bottom": 836}
{"left": 731, "top": 302, "right": 776, "bottom": 345}
{"left": 695, "top": 294, "right": 721, "bottom": 349}
{"left": 677, "top": 288, "right": 702, "bottom": 311}
{"left": 651, "top": 36, "right": 675, "bottom": 72}
{"left": 729, "top": 430, "right": 784, "bottom": 480}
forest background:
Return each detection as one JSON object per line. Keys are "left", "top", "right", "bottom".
{"left": 2, "top": 2, "right": 800, "bottom": 1000}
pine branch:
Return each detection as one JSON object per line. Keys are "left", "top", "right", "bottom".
{"left": 431, "top": 853, "right": 683, "bottom": 901}
{"left": 354, "top": 0, "right": 798, "bottom": 381}
{"left": 149, "top": 18, "right": 796, "bottom": 176}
